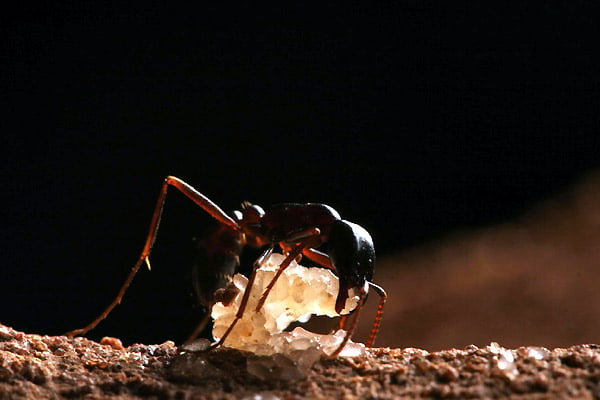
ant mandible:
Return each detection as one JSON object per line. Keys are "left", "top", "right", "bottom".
{"left": 67, "top": 176, "right": 387, "bottom": 357}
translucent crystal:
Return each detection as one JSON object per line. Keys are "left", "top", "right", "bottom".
{"left": 211, "top": 253, "right": 365, "bottom": 375}
{"left": 525, "top": 346, "right": 548, "bottom": 360}
{"left": 489, "top": 342, "right": 519, "bottom": 378}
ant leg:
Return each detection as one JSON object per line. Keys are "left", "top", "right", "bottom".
{"left": 303, "top": 248, "right": 359, "bottom": 336}
{"left": 254, "top": 234, "right": 321, "bottom": 312}
{"left": 184, "top": 312, "right": 212, "bottom": 344}
{"left": 366, "top": 282, "right": 387, "bottom": 347}
{"left": 163, "top": 176, "right": 240, "bottom": 228}
{"left": 330, "top": 282, "right": 386, "bottom": 350}
{"left": 206, "top": 247, "right": 273, "bottom": 350}
{"left": 140, "top": 176, "right": 239, "bottom": 263}
{"left": 66, "top": 176, "right": 240, "bottom": 337}
{"left": 337, "top": 315, "right": 349, "bottom": 332}
{"left": 302, "top": 248, "right": 335, "bottom": 271}
{"left": 328, "top": 292, "right": 365, "bottom": 358}
{"left": 66, "top": 253, "right": 148, "bottom": 337}
{"left": 302, "top": 248, "right": 387, "bottom": 348}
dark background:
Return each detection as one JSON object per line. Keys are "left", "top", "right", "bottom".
{"left": 2, "top": 3, "right": 598, "bottom": 346}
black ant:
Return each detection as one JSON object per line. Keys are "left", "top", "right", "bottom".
{"left": 67, "top": 176, "right": 387, "bottom": 356}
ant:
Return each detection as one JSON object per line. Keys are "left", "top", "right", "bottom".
{"left": 67, "top": 176, "right": 387, "bottom": 356}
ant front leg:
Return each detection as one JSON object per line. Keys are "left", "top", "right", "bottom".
{"left": 328, "top": 292, "right": 365, "bottom": 358}
{"left": 304, "top": 230, "right": 387, "bottom": 351}
{"left": 328, "top": 283, "right": 386, "bottom": 356}
{"left": 365, "top": 282, "right": 387, "bottom": 347}
{"left": 67, "top": 176, "right": 240, "bottom": 338}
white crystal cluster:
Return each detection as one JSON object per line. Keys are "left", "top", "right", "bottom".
{"left": 211, "top": 253, "right": 365, "bottom": 358}
{"left": 489, "top": 342, "right": 519, "bottom": 379}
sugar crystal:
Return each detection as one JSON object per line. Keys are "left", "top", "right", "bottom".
{"left": 211, "top": 253, "right": 365, "bottom": 375}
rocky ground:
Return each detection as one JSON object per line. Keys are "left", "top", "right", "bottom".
{"left": 1, "top": 324, "right": 599, "bottom": 399}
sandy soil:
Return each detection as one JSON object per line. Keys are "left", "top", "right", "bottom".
{"left": 1, "top": 324, "right": 599, "bottom": 399}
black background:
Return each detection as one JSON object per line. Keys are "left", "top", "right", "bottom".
{"left": 3, "top": 3, "right": 598, "bottom": 346}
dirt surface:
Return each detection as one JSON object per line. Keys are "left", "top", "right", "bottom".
{"left": 1, "top": 324, "right": 599, "bottom": 399}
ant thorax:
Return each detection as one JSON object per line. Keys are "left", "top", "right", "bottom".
{"left": 210, "top": 253, "right": 366, "bottom": 358}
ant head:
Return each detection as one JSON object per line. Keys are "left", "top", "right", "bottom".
{"left": 239, "top": 202, "right": 267, "bottom": 247}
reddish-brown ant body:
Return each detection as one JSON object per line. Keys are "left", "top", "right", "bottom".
{"left": 68, "top": 176, "right": 386, "bottom": 356}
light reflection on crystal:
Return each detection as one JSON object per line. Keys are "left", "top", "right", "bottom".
{"left": 210, "top": 253, "right": 365, "bottom": 378}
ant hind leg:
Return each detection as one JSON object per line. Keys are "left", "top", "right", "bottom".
{"left": 66, "top": 176, "right": 240, "bottom": 338}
